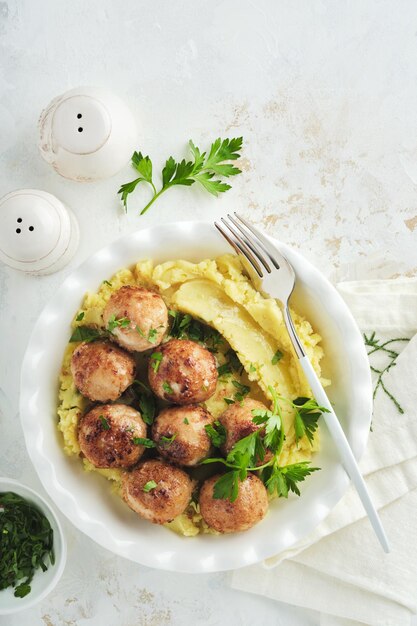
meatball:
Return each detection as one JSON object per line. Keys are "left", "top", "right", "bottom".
{"left": 103, "top": 286, "right": 168, "bottom": 352}
{"left": 152, "top": 405, "right": 215, "bottom": 466}
{"left": 121, "top": 459, "right": 193, "bottom": 524}
{"left": 219, "top": 398, "right": 269, "bottom": 455}
{"left": 148, "top": 339, "right": 218, "bottom": 404}
{"left": 199, "top": 473, "right": 268, "bottom": 533}
{"left": 71, "top": 340, "right": 136, "bottom": 402}
{"left": 78, "top": 404, "right": 147, "bottom": 469}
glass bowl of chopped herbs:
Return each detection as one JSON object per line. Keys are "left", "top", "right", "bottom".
{"left": 0, "top": 478, "right": 66, "bottom": 614}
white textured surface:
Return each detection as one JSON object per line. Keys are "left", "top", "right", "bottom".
{"left": 1, "top": 0, "right": 417, "bottom": 624}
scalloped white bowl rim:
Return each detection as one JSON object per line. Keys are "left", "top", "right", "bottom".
{"left": 0, "top": 477, "right": 67, "bottom": 614}
{"left": 19, "top": 221, "right": 372, "bottom": 573}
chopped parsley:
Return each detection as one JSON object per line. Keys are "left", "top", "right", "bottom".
{"left": 102, "top": 280, "right": 112, "bottom": 287}
{"left": 162, "top": 381, "right": 174, "bottom": 394}
{"left": 204, "top": 421, "right": 227, "bottom": 447}
{"left": 183, "top": 417, "right": 189, "bottom": 425}
{"left": 150, "top": 352, "right": 163, "bottom": 373}
{"left": 131, "top": 437, "right": 156, "bottom": 448}
{"left": 0, "top": 492, "right": 55, "bottom": 598}
{"left": 69, "top": 326, "right": 103, "bottom": 343}
{"left": 99, "top": 415, "right": 110, "bottom": 430}
{"left": 160, "top": 434, "right": 177, "bottom": 447}
{"left": 75, "top": 312, "right": 84, "bottom": 322}
{"left": 271, "top": 350, "right": 284, "bottom": 365}
{"left": 107, "top": 315, "right": 131, "bottom": 334}
{"left": 143, "top": 480, "right": 157, "bottom": 493}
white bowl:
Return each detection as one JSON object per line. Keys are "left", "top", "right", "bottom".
{"left": 19, "top": 221, "right": 372, "bottom": 573}
{"left": 0, "top": 478, "right": 67, "bottom": 614}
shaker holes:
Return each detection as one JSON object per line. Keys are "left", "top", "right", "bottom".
{"left": 77, "top": 113, "right": 82, "bottom": 119}
{"left": 29, "top": 226, "right": 34, "bottom": 232}
{"left": 78, "top": 127, "right": 83, "bottom": 132}
{"left": 17, "top": 217, "right": 22, "bottom": 223}
{"left": 16, "top": 228, "right": 21, "bottom": 234}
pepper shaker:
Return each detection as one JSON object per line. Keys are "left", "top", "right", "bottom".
{"left": 0, "top": 189, "right": 79, "bottom": 275}
{"left": 38, "top": 86, "right": 138, "bottom": 181}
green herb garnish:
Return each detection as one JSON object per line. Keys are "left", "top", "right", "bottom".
{"left": 132, "top": 380, "right": 157, "bottom": 426}
{"left": 0, "top": 492, "right": 54, "bottom": 598}
{"left": 204, "top": 421, "right": 227, "bottom": 447}
{"left": 364, "top": 332, "right": 410, "bottom": 414}
{"left": 203, "top": 386, "right": 320, "bottom": 502}
{"left": 150, "top": 352, "right": 163, "bottom": 373}
{"left": 107, "top": 315, "right": 131, "bottom": 334}
{"left": 75, "top": 312, "right": 85, "bottom": 322}
{"left": 69, "top": 326, "right": 103, "bottom": 343}
{"left": 162, "top": 381, "right": 174, "bottom": 394}
{"left": 103, "top": 280, "right": 112, "bottom": 287}
{"left": 271, "top": 350, "right": 284, "bottom": 365}
{"left": 183, "top": 417, "right": 189, "bottom": 425}
{"left": 118, "top": 137, "right": 243, "bottom": 215}
{"left": 99, "top": 415, "right": 110, "bottom": 430}
{"left": 131, "top": 437, "right": 156, "bottom": 448}
{"left": 147, "top": 328, "right": 158, "bottom": 343}
{"left": 292, "top": 397, "right": 327, "bottom": 444}
{"left": 143, "top": 480, "right": 157, "bottom": 493}
{"left": 160, "top": 434, "right": 177, "bottom": 447}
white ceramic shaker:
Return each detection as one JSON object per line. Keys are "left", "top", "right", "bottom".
{"left": 0, "top": 189, "right": 79, "bottom": 275}
{"left": 38, "top": 86, "right": 138, "bottom": 181}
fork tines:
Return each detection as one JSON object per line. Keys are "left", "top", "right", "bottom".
{"left": 214, "top": 213, "right": 280, "bottom": 278}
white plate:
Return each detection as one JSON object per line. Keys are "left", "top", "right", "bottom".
{"left": 0, "top": 478, "right": 67, "bottom": 615}
{"left": 19, "top": 221, "right": 372, "bottom": 573}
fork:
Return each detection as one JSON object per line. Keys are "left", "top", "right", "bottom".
{"left": 215, "top": 213, "right": 390, "bottom": 553}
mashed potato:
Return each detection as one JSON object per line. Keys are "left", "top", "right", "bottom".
{"left": 57, "top": 254, "right": 327, "bottom": 535}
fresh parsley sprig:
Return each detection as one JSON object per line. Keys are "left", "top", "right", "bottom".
{"left": 118, "top": 137, "right": 243, "bottom": 215}
{"left": 202, "top": 386, "right": 321, "bottom": 502}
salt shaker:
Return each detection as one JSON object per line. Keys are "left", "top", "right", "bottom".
{"left": 0, "top": 189, "right": 79, "bottom": 275}
{"left": 38, "top": 86, "right": 138, "bottom": 181}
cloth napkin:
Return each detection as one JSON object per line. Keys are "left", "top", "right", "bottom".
{"left": 230, "top": 278, "right": 417, "bottom": 626}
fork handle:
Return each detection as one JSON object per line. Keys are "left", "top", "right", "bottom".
{"left": 283, "top": 307, "right": 390, "bottom": 552}
{"left": 298, "top": 354, "right": 390, "bottom": 553}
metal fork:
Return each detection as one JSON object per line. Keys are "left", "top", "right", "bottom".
{"left": 215, "top": 212, "right": 390, "bottom": 553}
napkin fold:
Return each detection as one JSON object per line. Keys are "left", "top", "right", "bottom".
{"left": 230, "top": 278, "right": 417, "bottom": 626}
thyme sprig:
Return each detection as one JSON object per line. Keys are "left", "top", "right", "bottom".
{"left": 364, "top": 332, "right": 410, "bottom": 414}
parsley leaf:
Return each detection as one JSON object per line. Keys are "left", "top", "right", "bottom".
{"left": 213, "top": 471, "right": 240, "bottom": 502}
{"left": 271, "top": 349, "right": 284, "bottom": 365}
{"left": 118, "top": 137, "right": 243, "bottom": 215}
{"left": 264, "top": 462, "right": 320, "bottom": 497}
{"left": 75, "top": 311, "right": 84, "bottom": 322}
{"left": 132, "top": 380, "right": 157, "bottom": 425}
{"left": 131, "top": 437, "right": 156, "bottom": 448}
{"left": 160, "top": 434, "right": 177, "bottom": 447}
{"left": 150, "top": 352, "right": 163, "bottom": 373}
{"left": 143, "top": 480, "right": 157, "bottom": 493}
{"left": 99, "top": 415, "right": 110, "bottom": 430}
{"left": 107, "top": 315, "right": 131, "bottom": 334}
{"left": 69, "top": 326, "right": 103, "bottom": 343}
{"left": 162, "top": 381, "right": 174, "bottom": 394}
{"left": 293, "top": 396, "right": 327, "bottom": 444}
{"left": 205, "top": 421, "right": 227, "bottom": 447}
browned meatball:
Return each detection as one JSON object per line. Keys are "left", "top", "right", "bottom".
{"left": 199, "top": 473, "right": 268, "bottom": 533}
{"left": 148, "top": 339, "right": 217, "bottom": 404}
{"left": 78, "top": 404, "right": 147, "bottom": 469}
{"left": 121, "top": 459, "right": 193, "bottom": 524}
{"left": 103, "top": 286, "right": 168, "bottom": 352}
{"left": 219, "top": 398, "right": 269, "bottom": 455}
{"left": 71, "top": 341, "right": 136, "bottom": 402}
{"left": 152, "top": 405, "right": 215, "bottom": 466}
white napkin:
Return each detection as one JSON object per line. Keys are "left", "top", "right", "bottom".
{"left": 230, "top": 278, "right": 417, "bottom": 626}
